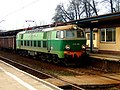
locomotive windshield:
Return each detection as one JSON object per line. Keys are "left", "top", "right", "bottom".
{"left": 56, "top": 29, "right": 85, "bottom": 39}
{"left": 77, "top": 31, "right": 85, "bottom": 38}
{"left": 66, "top": 30, "right": 75, "bottom": 38}
{"left": 65, "top": 30, "right": 85, "bottom": 38}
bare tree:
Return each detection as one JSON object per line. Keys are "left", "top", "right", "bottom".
{"left": 52, "top": 0, "right": 99, "bottom": 22}
{"left": 82, "top": 0, "right": 98, "bottom": 17}
{"left": 101, "top": 0, "right": 120, "bottom": 13}
{"left": 52, "top": 4, "right": 67, "bottom": 22}
{"left": 114, "top": 0, "right": 120, "bottom": 12}
{"left": 68, "top": 0, "right": 84, "bottom": 19}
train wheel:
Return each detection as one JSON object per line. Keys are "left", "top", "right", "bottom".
{"left": 47, "top": 55, "right": 52, "bottom": 63}
{"left": 18, "top": 51, "right": 22, "bottom": 56}
{"left": 41, "top": 54, "right": 46, "bottom": 62}
{"left": 53, "top": 59, "right": 60, "bottom": 64}
{"left": 62, "top": 59, "right": 70, "bottom": 66}
{"left": 53, "top": 55, "right": 60, "bottom": 64}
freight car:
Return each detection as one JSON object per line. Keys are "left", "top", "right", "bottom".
{"left": 0, "top": 36, "right": 16, "bottom": 50}
{"left": 16, "top": 24, "right": 88, "bottom": 65}
{"left": 0, "top": 29, "right": 24, "bottom": 51}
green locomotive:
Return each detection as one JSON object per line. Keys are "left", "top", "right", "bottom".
{"left": 16, "top": 24, "right": 87, "bottom": 65}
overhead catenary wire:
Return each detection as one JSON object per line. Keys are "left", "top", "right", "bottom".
{"left": 0, "top": 0, "right": 40, "bottom": 19}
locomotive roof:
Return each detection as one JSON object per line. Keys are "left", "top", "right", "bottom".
{"left": 54, "top": 24, "right": 79, "bottom": 30}
{"left": 42, "top": 24, "right": 80, "bottom": 31}
{"left": 18, "top": 24, "right": 82, "bottom": 34}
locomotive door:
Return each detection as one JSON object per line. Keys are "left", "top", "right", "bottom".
{"left": 47, "top": 31, "right": 51, "bottom": 51}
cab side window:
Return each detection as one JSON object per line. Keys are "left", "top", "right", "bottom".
{"left": 43, "top": 32, "right": 47, "bottom": 39}
{"left": 56, "top": 31, "right": 64, "bottom": 38}
{"left": 56, "top": 31, "right": 60, "bottom": 38}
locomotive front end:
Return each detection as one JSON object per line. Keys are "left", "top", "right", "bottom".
{"left": 59, "top": 25, "right": 87, "bottom": 65}
{"left": 64, "top": 43, "right": 86, "bottom": 59}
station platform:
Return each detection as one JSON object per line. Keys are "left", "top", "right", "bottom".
{"left": 89, "top": 53, "right": 120, "bottom": 72}
{"left": 0, "top": 60, "right": 62, "bottom": 90}
{"left": 90, "top": 53, "right": 120, "bottom": 62}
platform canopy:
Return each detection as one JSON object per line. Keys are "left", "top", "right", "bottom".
{"left": 68, "top": 12, "right": 120, "bottom": 28}
{"left": 0, "top": 29, "right": 24, "bottom": 36}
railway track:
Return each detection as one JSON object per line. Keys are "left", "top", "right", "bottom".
{"left": 66, "top": 68, "right": 120, "bottom": 82}
{"left": 0, "top": 51, "right": 120, "bottom": 89}
{"left": 0, "top": 55, "right": 85, "bottom": 90}
{"left": 63, "top": 67, "right": 120, "bottom": 89}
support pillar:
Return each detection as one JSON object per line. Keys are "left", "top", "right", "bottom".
{"left": 90, "top": 28, "right": 93, "bottom": 53}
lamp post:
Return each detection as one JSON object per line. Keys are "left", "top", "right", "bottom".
{"left": 25, "top": 20, "right": 37, "bottom": 27}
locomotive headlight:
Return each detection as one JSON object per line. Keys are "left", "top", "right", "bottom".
{"left": 73, "top": 26, "right": 77, "bottom": 29}
{"left": 81, "top": 44, "right": 86, "bottom": 49}
{"left": 65, "top": 44, "right": 70, "bottom": 50}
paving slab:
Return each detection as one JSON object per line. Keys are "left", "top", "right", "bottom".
{"left": 0, "top": 60, "right": 62, "bottom": 90}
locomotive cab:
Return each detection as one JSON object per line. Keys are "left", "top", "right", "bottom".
{"left": 53, "top": 25, "right": 87, "bottom": 64}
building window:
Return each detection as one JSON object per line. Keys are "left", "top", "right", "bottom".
{"left": 101, "top": 29, "right": 105, "bottom": 41}
{"left": 87, "top": 34, "right": 90, "bottom": 40}
{"left": 100, "top": 28, "right": 116, "bottom": 42}
{"left": 93, "top": 34, "right": 95, "bottom": 40}
{"left": 87, "top": 33, "right": 95, "bottom": 40}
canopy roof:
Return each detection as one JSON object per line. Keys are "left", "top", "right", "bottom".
{"left": 68, "top": 12, "right": 120, "bottom": 28}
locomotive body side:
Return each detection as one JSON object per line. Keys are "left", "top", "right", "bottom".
{"left": 16, "top": 25, "right": 87, "bottom": 65}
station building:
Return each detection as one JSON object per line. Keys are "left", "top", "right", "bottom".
{"left": 86, "top": 29, "right": 98, "bottom": 49}
{"left": 97, "top": 27, "right": 119, "bottom": 54}
{"left": 85, "top": 25, "right": 120, "bottom": 55}
{"left": 69, "top": 12, "right": 120, "bottom": 55}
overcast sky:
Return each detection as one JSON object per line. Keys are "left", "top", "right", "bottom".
{"left": 0, "top": 0, "right": 68, "bottom": 30}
